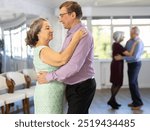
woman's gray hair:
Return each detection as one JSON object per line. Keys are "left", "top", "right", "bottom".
{"left": 113, "top": 31, "right": 124, "bottom": 43}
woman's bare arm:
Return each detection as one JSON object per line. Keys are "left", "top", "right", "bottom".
{"left": 40, "top": 29, "right": 87, "bottom": 66}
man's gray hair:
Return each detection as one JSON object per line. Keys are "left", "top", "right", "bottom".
{"left": 132, "top": 26, "right": 140, "bottom": 35}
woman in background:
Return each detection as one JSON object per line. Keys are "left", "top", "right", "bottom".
{"left": 26, "top": 18, "right": 86, "bottom": 114}
{"left": 108, "top": 31, "right": 138, "bottom": 109}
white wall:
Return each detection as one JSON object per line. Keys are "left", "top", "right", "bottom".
{"left": 0, "top": 0, "right": 51, "bottom": 18}
{"left": 82, "top": 6, "right": 150, "bottom": 17}
{"left": 93, "top": 59, "right": 150, "bottom": 89}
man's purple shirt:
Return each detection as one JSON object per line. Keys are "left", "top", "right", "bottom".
{"left": 46, "top": 23, "right": 95, "bottom": 85}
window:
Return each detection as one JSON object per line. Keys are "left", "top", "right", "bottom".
{"left": 93, "top": 25, "right": 111, "bottom": 59}
{"left": 21, "top": 25, "right": 27, "bottom": 58}
{"left": 132, "top": 17, "right": 150, "bottom": 25}
{"left": 90, "top": 16, "right": 150, "bottom": 59}
{"left": 92, "top": 18, "right": 111, "bottom": 59}
{"left": 26, "top": 27, "right": 34, "bottom": 57}
{"left": 27, "top": 46, "right": 34, "bottom": 57}
{"left": 81, "top": 19, "right": 87, "bottom": 26}
{"left": 92, "top": 19, "right": 111, "bottom": 26}
{"left": 4, "top": 23, "right": 28, "bottom": 59}
{"left": 11, "top": 27, "right": 22, "bottom": 58}
{"left": 0, "top": 27, "right": 4, "bottom": 51}
{"left": 137, "top": 26, "right": 150, "bottom": 58}
{"left": 0, "top": 27, "right": 2, "bottom": 40}
{"left": 4, "top": 31, "right": 11, "bottom": 57}
{"left": 112, "top": 17, "right": 130, "bottom": 25}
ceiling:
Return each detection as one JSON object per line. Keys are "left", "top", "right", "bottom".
{"left": 1, "top": 0, "right": 150, "bottom": 25}
{"left": 35, "top": 0, "right": 150, "bottom": 8}
{"left": 0, "top": 10, "right": 23, "bottom": 23}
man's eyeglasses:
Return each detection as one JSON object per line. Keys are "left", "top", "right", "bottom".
{"left": 59, "top": 12, "right": 71, "bottom": 18}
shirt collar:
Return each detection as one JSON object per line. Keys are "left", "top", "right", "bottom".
{"left": 132, "top": 36, "right": 140, "bottom": 41}
{"left": 67, "top": 23, "right": 84, "bottom": 36}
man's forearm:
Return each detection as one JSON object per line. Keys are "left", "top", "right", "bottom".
{"left": 46, "top": 72, "right": 56, "bottom": 82}
{"left": 124, "top": 56, "right": 135, "bottom": 61}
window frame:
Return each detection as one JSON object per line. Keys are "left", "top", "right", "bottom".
{"left": 88, "top": 16, "right": 150, "bottom": 59}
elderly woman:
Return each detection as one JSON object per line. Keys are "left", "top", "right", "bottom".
{"left": 26, "top": 18, "right": 86, "bottom": 114}
{"left": 107, "top": 31, "right": 138, "bottom": 109}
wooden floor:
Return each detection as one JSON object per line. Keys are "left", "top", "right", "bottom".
{"left": 89, "top": 88, "right": 150, "bottom": 114}
{"left": 9, "top": 88, "right": 150, "bottom": 114}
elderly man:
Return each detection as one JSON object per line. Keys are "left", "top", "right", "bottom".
{"left": 115, "top": 26, "right": 144, "bottom": 110}
{"left": 37, "top": 1, "right": 96, "bottom": 114}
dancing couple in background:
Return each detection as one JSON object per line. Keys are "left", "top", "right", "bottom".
{"left": 108, "top": 27, "right": 144, "bottom": 110}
